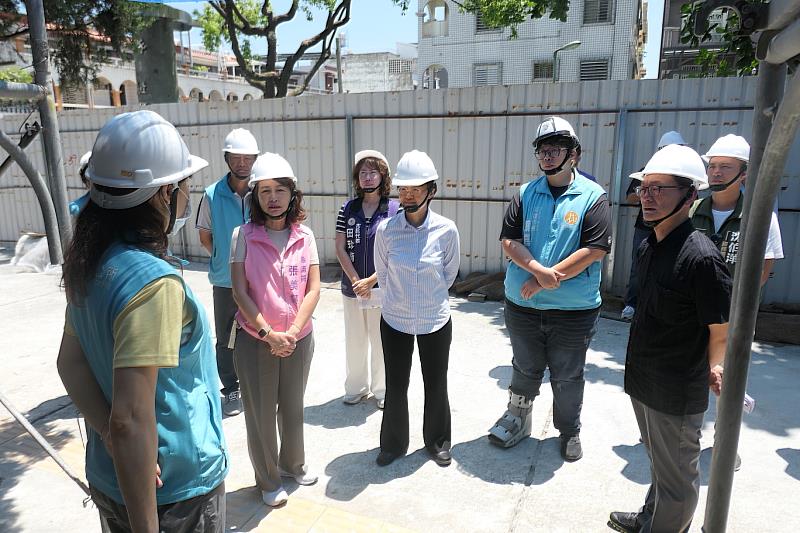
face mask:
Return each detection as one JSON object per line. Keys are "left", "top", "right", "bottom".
{"left": 166, "top": 187, "right": 192, "bottom": 237}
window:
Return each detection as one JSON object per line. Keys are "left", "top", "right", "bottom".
{"left": 584, "top": 0, "right": 613, "bottom": 24}
{"left": 532, "top": 61, "right": 554, "bottom": 82}
{"left": 474, "top": 63, "right": 502, "bottom": 86}
{"left": 580, "top": 60, "right": 610, "bottom": 81}
{"left": 389, "top": 59, "right": 413, "bottom": 74}
{"left": 476, "top": 12, "right": 501, "bottom": 34}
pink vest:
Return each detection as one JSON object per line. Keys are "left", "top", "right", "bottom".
{"left": 235, "top": 222, "right": 314, "bottom": 341}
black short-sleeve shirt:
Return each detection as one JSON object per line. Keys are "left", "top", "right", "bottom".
{"left": 624, "top": 220, "right": 732, "bottom": 415}
{"left": 500, "top": 191, "right": 612, "bottom": 252}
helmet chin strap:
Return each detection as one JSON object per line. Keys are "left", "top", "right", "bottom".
{"left": 361, "top": 180, "right": 382, "bottom": 194}
{"left": 709, "top": 170, "right": 744, "bottom": 193}
{"left": 265, "top": 194, "right": 296, "bottom": 221}
{"left": 643, "top": 188, "right": 694, "bottom": 229}
{"left": 403, "top": 184, "right": 436, "bottom": 214}
{"left": 540, "top": 150, "right": 573, "bottom": 176}
{"left": 164, "top": 187, "right": 180, "bottom": 234}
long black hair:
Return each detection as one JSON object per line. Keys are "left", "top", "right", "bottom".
{"left": 62, "top": 185, "right": 168, "bottom": 304}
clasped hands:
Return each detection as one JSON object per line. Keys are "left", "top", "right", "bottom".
{"left": 520, "top": 266, "right": 566, "bottom": 300}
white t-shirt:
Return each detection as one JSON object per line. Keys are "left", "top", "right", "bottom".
{"left": 711, "top": 208, "right": 784, "bottom": 259}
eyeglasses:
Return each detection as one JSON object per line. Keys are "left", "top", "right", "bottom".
{"left": 534, "top": 148, "right": 567, "bottom": 160}
{"left": 358, "top": 170, "right": 381, "bottom": 179}
{"left": 634, "top": 185, "right": 687, "bottom": 198}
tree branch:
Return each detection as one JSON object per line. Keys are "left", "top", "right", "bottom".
{"left": 290, "top": 31, "right": 335, "bottom": 96}
{"left": 273, "top": 0, "right": 299, "bottom": 26}
{"left": 0, "top": 27, "right": 30, "bottom": 41}
{"left": 280, "top": 0, "right": 351, "bottom": 94}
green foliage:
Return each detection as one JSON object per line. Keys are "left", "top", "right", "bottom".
{"left": 679, "top": 2, "right": 759, "bottom": 77}
{"left": 0, "top": 1, "right": 148, "bottom": 88}
{"left": 0, "top": 66, "right": 33, "bottom": 83}
{"left": 456, "top": 0, "right": 571, "bottom": 38}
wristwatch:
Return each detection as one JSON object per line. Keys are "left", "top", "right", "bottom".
{"left": 258, "top": 326, "right": 271, "bottom": 338}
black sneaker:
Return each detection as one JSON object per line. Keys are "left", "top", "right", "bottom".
{"left": 560, "top": 434, "right": 583, "bottom": 462}
{"left": 223, "top": 390, "right": 242, "bottom": 416}
{"left": 607, "top": 511, "right": 641, "bottom": 532}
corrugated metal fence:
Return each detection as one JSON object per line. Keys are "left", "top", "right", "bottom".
{"left": 1, "top": 77, "right": 798, "bottom": 304}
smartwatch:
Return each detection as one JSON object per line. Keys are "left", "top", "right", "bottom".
{"left": 258, "top": 327, "right": 270, "bottom": 338}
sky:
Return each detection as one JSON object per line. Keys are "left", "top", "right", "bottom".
{"left": 166, "top": 0, "right": 664, "bottom": 78}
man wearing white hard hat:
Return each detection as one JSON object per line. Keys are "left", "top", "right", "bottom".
{"left": 489, "top": 116, "right": 611, "bottom": 462}
{"left": 621, "top": 131, "right": 687, "bottom": 320}
{"left": 196, "top": 128, "right": 260, "bottom": 417}
{"left": 608, "top": 145, "right": 731, "bottom": 533}
{"left": 373, "top": 150, "right": 460, "bottom": 468}
{"left": 690, "top": 134, "right": 783, "bottom": 284}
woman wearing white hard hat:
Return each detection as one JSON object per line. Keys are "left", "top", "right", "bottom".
{"left": 610, "top": 144, "right": 732, "bottom": 533}
{"left": 336, "top": 150, "right": 399, "bottom": 410}
{"left": 68, "top": 150, "right": 93, "bottom": 217}
{"left": 57, "top": 110, "right": 228, "bottom": 532}
{"left": 229, "top": 152, "right": 321, "bottom": 507}
{"left": 373, "top": 150, "right": 460, "bottom": 467}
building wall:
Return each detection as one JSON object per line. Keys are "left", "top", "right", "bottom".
{"left": 417, "top": 0, "right": 641, "bottom": 87}
{"left": 340, "top": 53, "right": 416, "bottom": 93}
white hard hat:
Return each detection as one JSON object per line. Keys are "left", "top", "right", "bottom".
{"left": 248, "top": 152, "right": 297, "bottom": 188}
{"left": 534, "top": 116, "right": 579, "bottom": 148}
{"left": 86, "top": 110, "right": 208, "bottom": 190}
{"left": 394, "top": 150, "right": 438, "bottom": 186}
{"left": 223, "top": 128, "right": 259, "bottom": 155}
{"left": 630, "top": 144, "right": 709, "bottom": 190}
{"left": 702, "top": 134, "right": 750, "bottom": 163}
{"left": 354, "top": 149, "right": 390, "bottom": 172}
{"left": 657, "top": 131, "right": 686, "bottom": 149}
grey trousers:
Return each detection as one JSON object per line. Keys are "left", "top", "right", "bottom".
{"left": 212, "top": 286, "right": 239, "bottom": 394}
{"left": 234, "top": 330, "right": 314, "bottom": 492}
{"left": 631, "top": 397, "right": 704, "bottom": 533}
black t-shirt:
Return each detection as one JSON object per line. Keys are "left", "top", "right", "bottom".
{"left": 624, "top": 220, "right": 732, "bottom": 415}
{"left": 500, "top": 190, "right": 612, "bottom": 252}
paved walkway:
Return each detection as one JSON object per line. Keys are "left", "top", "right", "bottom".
{"left": 0, "top": 264, "right": 798, "bottom": 532}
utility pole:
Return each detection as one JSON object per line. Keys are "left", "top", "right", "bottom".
{"left": 336, "top": 33, "right": 344, "bottom": 93}
{"left": 26, "top": 0, "right": 71, "bottom": 249}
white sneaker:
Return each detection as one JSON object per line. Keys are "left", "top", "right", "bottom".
{"left": 262, "top": 487, "right": 288, "bottom": 507}
{"left": 343, "top": 392, "right": 371, "bottom": 405}
{"left": 376, "top": 398, "right": 385, "bottom": 410}
{"left": 621, "top": 306, "right": 635, "bottom": 321}
{"left": 279, "top": 468, "right": 318, "bottom": 486}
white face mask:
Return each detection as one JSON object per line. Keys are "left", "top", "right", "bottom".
{"left": 167, "top": 188, "right": 192, "bottom": 238}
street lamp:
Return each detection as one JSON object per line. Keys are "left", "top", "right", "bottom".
{"left": 553, "top": 40, "right": 581, "bottom": 82}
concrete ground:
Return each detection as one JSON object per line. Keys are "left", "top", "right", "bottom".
{"left": 0, "top": 260, "right": 798, "bottom": 532}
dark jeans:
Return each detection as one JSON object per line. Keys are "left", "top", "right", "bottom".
{"left": 504, "top": 302, "right": 599, "bottom": 436}
{"left": 379, "top": 317, "right": 452, "bottom": 455}
{"left": 91, "top": 481, "right": 226, "bottom": 533}
{"left": 624, "top": 226, "right": 652, "bottom": 308}
{"left": 212, "top": 286, "right": 239, "bottom": 394}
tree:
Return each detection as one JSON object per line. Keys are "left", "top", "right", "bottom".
{"left": 196, "top": 0, "right": 410, "bottom": 98}
{"left": 679, "top": 2, "right": 759, "bottom": 77}
{"left": 0, "top": 1, "right": 147, "bottom": 89}
{"left": 452, "top": 0, "right": 571, "bottom": 37}
{"left": 0, "top": 66, "right": 34, "bottom": 83}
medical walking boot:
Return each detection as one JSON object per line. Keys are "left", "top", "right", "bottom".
{"left": 488, "top": 391, "right": 533, "bottom": 448}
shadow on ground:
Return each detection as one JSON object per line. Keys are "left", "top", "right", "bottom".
{"left": 304, "top": 397, "right": 378, "bottom": 429}
{"left": 0, "top": 395, "right": 79, "bottom": 532}
{"left": 776, "top": 448, "right": 800, "bottom": 481}
{"left": 324, "top": 447, "right": 427, "bottom": 501}
{"left": 452, "top": 435, "right": 565, "bottom": 486}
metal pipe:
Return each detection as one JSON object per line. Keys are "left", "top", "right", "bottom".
{"left": 0, "top": 129, "right": 63, "bottom": 265}
{"left": 0, "top": 123, "right": 40, "bottom": 179}
{"left": 765, "top": 16, "right": 800, "bottom": 64}
{"left": 0, "top": 388, "right": 90, "bottom": 497}
{"left": 704, "top": 66, "right": 800, "bottom": 532}
{"left": 345, "top": 114, "right": 354, "bottom": 197}
{"left": 0, "top": 80, "right": 47, "bottom": 101}
{"left": 27, "top": 0, "right": 72, "bottom": 250}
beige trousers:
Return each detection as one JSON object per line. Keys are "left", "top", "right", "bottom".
{"left": 233, "top": 330, "right": 314, "bottom": 492}
{"left": 342, "top": 295, "right": 385, "bottom": 400}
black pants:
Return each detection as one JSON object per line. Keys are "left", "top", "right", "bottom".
{"left": 91, "top": 482, "right": 226, "bottom": 533}
{"left": 379, "top": 317, "right": 452, "bottom": 455}
{"left": 212, "top": 286, "right": 239, "bottom": 394}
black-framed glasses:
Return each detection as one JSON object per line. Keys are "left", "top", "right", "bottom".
{"left": 534, "top": 148, "right": 567, "bottom": 160}
{"left": 634, "top": 185, "right": 686, "bottom": 198}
